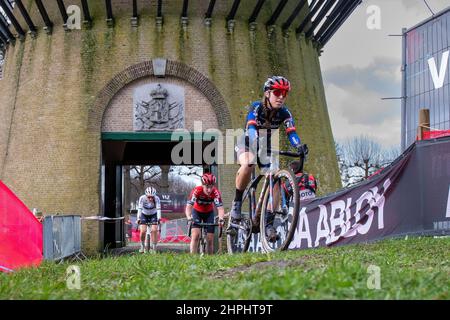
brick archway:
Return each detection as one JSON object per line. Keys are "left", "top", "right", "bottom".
{"left": 88, "top": 59, "right": 231, "bottom": 132}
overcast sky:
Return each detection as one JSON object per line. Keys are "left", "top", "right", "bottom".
{"left": 320, "top": 0, "right": 449, "bottom": 148}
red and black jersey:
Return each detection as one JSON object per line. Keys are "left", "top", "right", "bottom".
{"left": 295, "top": 173, "right": 317, "bottom": 192}
{"left": 187, "top": 186, "right": 223, "bottom": 213}
{"left": 282, "top": 172, "right": 318, "bottom": 201}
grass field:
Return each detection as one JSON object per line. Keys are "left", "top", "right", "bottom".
{"left": 1, "top": 237, "right": 449, "bottom": 299}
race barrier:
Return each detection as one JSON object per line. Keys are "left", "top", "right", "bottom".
{"left": 248, "top": 137, "right": 450, "bottom": 252}
{"left": 159, "top": 218, "right": 190, "bottom": 243}
{"left": 0, "top": 181, "right": 43, "bottom": 272}
{"left": 43, "top": 215, "right": 82, "bottom": 261}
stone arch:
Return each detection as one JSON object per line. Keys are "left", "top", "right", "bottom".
{"left": 88, "top": 59, "right": 232, "bottom": 132}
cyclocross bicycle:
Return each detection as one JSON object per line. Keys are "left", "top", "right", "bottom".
{"left": 227, "top": 146, "right": 308, "bottom": 253}
{"left": 136, "top": 220, "right": 161, "bottom": 252}
{"left": 188, "top": 217, "right": 223, "bottom": 255}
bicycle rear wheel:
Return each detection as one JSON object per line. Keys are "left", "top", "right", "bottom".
{"left": 226, "top": 188, "right": 254, "bottom": 254}
{"left": 260, "top": 169, "right": 300, "bottom": 252}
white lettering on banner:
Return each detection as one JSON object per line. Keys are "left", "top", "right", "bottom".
{"left": 355, "top": 189, "right": 375, "bottom": 235}
{"left": 428, "top": 51, "right": 449, "bottom": 90}
{"left": 372, "top": 179, "right": 390, "bottom": 229}
{"left": 343, "top": 197, "right": 355, "bottom": 238}
{"left": 446, "top": 185, "right": 450, "bottom": 218}
{"left": 292, "top": 179, "right": 391, "bottom": 249}
{"left": 326, "top": 200, "right": 346, "bottom": 244}
{"left": 297, "top": 207, "right": 312, "bottom": 248}
{"left": 300, "top": 190, "right": 316, "bottom": 200}
{"left": 315, "top": 205, "right": 330, "bottom": 247}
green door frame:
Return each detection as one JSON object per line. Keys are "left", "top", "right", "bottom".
{"left": 101, "top": 131, "right": 218, "bottom": 142}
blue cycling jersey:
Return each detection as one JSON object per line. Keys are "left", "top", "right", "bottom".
{"left": 245, "top": 101, "right": 301, "bottom": 148}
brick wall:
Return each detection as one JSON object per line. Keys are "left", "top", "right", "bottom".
{"left": 0, "top": 1, "right": 341, "bottom": 254}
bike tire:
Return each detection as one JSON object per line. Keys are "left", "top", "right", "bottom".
{"left": 226, "top": 188, "right": 254, "bottom": 254}
{"left": 260, "top": 169, "right": 300, "bottom": 252}
{"left": 200, "top": 228, "right": 208, "bottom": 256}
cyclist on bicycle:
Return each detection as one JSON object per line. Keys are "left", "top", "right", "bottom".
{"left": 137, "top": 186, "right": 161, "bottom": 253}
{"left": 186, "top": 173, "right": 225, "bottom": 254}
{"left": 229, "top": 76, "right": 307, "bottom": 242}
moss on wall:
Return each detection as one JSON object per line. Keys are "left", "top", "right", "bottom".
{"left": 0, "top": 2, "right": 342, "bottom": 252}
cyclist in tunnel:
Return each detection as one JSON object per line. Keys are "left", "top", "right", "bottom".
{"left": 185, "top": 173, "right": 225, "bottom": 254}
{"left": 137, "top": 186, "right": 161, "bottom": 253}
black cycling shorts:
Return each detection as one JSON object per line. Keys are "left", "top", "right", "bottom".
{"left": 139, "top": 213, "right": 158, "bottom": 225}
{"left": 192, "top": 208, "right": 215, "bottom": 234}
{"left": 235, "top": 135, "right": 272, "bottom": 169}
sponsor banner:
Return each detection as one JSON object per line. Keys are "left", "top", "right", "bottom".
{"left": 248, "top": 137, "right": 450, "bottom": 252}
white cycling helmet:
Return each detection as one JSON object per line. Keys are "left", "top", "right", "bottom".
{"left": 145, "top": 186, "right": 157, "bottom": 196}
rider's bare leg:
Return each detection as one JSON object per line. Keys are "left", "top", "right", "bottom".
{"left": 235, "top": 151, "right": 256, "bottom": 192}
{"left": 207, "top": 232, "right": 215, "bottom": 254}
{"left": 190, "top": 228, "right": 200, "bottom": 254}
{"left": 151, "top": 224, "right": 158, "bottom": 251}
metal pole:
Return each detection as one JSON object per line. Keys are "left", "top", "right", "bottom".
{"left": 418, "top": 109, "right": 430, "bottom": 141}
{"left": 132, "top": 0, "right": 138, "bottom": 18}
{"left": 205, "top": 0, "right": 216, "bottom": 19}
{"left": 181, "top": 0, "right": 189, "bottom": 18}
{"left": 401, "top": 28, "right": 407, "bottom": 150}
{"left": 80, "top": 0, "right": 92, "bottom": 23}
{"left": 0, "top": 14, "right": 15, "bottom": 41}
{"left": 248, "top": 0, "right": 265, "bottom": 24}
{"left": 305, "top": 0, "right": 337, "bottom": 38}
{"left": 226, "top": 0, "right": 241, "bottom": 21}
{"left": 56, "top": 0, "right": 69, "bottom": 24}
{"left": 296, "top": 0, "right": 325, "bottom": 34}
{"left": 157, "top": 0, "right": 162, "bottom": 18}
{"left": 266, "top": 0, "right": 288, "bottom": 26}
{"left": 282, "top": 0, "right": 307, "bottom": 31}
{"left": 15, "top": 0, "right": 37, "bottom": 33}
{"left": 0, "top": 0, "right": 25, "bottom": 37}
{"left": 35, "top": 0, "right": 54, "bottom": 33}
{"left": 105, "top": 0, "right": 114, "bottom": 26}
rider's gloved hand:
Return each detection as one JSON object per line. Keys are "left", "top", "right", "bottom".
{"left": 219, "top": 219, "right": 224, "bottom": 227}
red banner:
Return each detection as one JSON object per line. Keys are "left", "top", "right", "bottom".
{"left": 423, "top": 130, "right": 450, "bottom": 140}
{"left": 0, "top": 181, "right": 42, "bottom": 272}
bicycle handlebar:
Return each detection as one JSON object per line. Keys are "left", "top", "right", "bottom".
{"left": 276, "top": 150, "right": 302, "bottom": 158}
{"left": 192, "top": 222, "right": 220, "bottom": 227}
{"left": 273, "top": 145, "right": 308, "bottom": 159}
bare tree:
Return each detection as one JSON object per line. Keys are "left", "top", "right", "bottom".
{"left": 127, "top": 165, "right": 202, "bottom": 208}
{"left": 129, "top": 165, "right": 162, "bottom": 196}
{"left": 337, "top": 136, "right": 400, "bottom": 188}
{"left": 347, "top": 136, "right": 382, "bottom": 179}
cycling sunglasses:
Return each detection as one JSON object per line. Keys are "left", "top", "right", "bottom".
{"left": 271, "top": 89, "right": 289, "bottom": 97}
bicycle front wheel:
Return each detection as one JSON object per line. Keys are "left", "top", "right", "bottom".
{"left": 260, "top": 169, "right": 300, "bottom": 252}
{"left": 199, "top": 237, "right": 206, "bottom": 256}
{"left": 226, "top": 188, "right": 254, "bottom": 254}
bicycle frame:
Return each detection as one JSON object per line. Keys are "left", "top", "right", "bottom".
{"left": 227, "top": 147, "right": 307, "bottom": 254}
{"left": 188, "top": 220, "right": 222, "bottom": 254}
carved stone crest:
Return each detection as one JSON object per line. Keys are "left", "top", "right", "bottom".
{"left": 134, "top": 83, "right": 184, "bottom": 131}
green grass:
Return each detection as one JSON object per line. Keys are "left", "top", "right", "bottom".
{"left": 1, "top": 237, "right": 449, "bottom": 299}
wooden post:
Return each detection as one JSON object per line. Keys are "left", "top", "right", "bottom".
{"left": 418, "top": 109, "right": 430, "bottom": 140}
